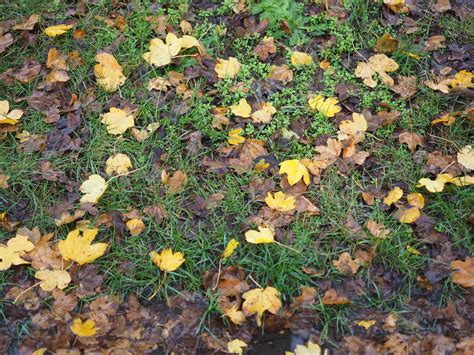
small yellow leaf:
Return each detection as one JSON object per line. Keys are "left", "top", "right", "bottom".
{"left": 227, "top": 339, "right": 247, "bottom": 354}
{"left": 35, "top": 269, "right": 71, "bottom": 291}
{"left": 308, "top": 95, "right": 342, "bottom": 117}
{"left": 105, "top": 153, "right": 133, "bottom": 176}
{"left": 245, "top": 226, "right": 274, "bottom": 244}
{"left": 58, "top": 228, "right": 108, "bottom": 265}
{"left": 150, "top": 248, "right": 185, "bottom": 272}
{"left": 383, "top": 186, "right": 403, "bottom": 206}
{"left": 356, "top": 320, "right": 376, "bottom": 330}
{"left": 228, "top": 128, "right": 246, "bottom": 145}
{"left": 417, "top": 173, "right": 454, "bottom": 193}
{"left": 143, "top": 33, "right": 182, "bottom": 68}
{"left": 451, "top": 175, "right": 474, "bottom": 187}
{"left": 71, "top": 318, "right": 96, "bottom": 337}
{"left": 100, "top": 107, "right": 135, "bottom": 135}
{"left": 396, "top": 207, "right": 421, "bottom": 224}
{"left": 451, "top": 70, "right": 473, "bottom": 89}
{"left": 126, "top": 218, "right": 146, "bottom": 236}
{"left": 293, "top": 341, "right": 326, "bottom": 355}
{"left": 223, "top": 305, "right": 246, "bottom": 325}
{"left": 431, "top": 113, "right": 455, "bottom": 126}
{"left": 251, "top": 102, "right": 277, "bottom": 123}
{"left": 407, "top": 245, "right": 421, "bottom": 255}
{"left": 279, "top": 159, "right": 310, "bottom": 186}
{"left": 0, "top": 100, "right": 23, "bottom": 125}
{"left": 230, "top": 98, "right": 251, "bottom": 118}
{"left": 94, "top": 53, "right": 126, "bottom": 92}
{"left": 44, "top": 24, "right": 73, "bottom": 38}
{"left": 255, "top": 159, "right": 270, "bottom": 172}
{"left": 458, "top": 145, "right": 474, "bottom": 170}
{"left": 32, "top": 348, "right": 46, "bottom": 355}
{"left": 242, "top": 286, "right": 281, "bottom": 326}
{"left": 215, "top": 57, "right": 241, "bottom": 79}
{"left": 291, "top": 51, "right": 313, "bottom": 66}
{"left": 407, "top": 192, "right": 425, "bottom": 209}
{"left": 265, "top": 191, "right": 296, "bottom": 212}
{"left": 222, "top": 238, "right": 239, "bottom": 259}
{"left": 79, "top": 174, "right": 108, "bottom": 204}
{"left": 0, "top": 236, "right": 35, "bottom": 271}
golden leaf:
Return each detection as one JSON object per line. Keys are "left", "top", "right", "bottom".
{"left": 407, "top": 192, "right": 425, "bottom": 209}
{"left": 293, "top": 341, "right": 327, "bottom": 355}
{"left": 242, "top": 286, "right": 281, "bottom": 326}
{"left": 228, "top": 128, "right": 246, "bottom": 145}
{"left": 308, "top": 95, "right": 342, "bottom": 117}
{"left": 383, "top": 186, "right": 403, "bottom": 206}
{"left": 105, "top": 153, "right": 133, "bottom": 176}
{"left": 35, "top": 269, "right": 71, "bottom": 291}
{"left": 291, "top": 51, "right": 313, "bottom": 66}
{"left": 143, "top": 33, "right": 182, "bottom": 68}
{"left": 94, "top": 53, "right": 126, "bottom": 92}
{"left": 223, "top": 305, "right": 246, "bottom": 325}
{"left": 215, "top": 57, "right": 241, "bottom": 79}
{"left": 245, "top": 226, "right": 274, "bottom": 244}
{"left": 0, "top": 236, "right": 35, "bottom": 271}
{"left": 43, "top": 24, "right": 72, "bottom": 38}
{"left": 58, "top": 228, "right": 107, "bottom": 265}
{"left": 265, "top": 191, "right": 296, "bottom": 212}
{"left": 100, "top": 107, "right": 135, "bottom": 135}
{"left": 396, "top": 207, "right": 421, "bottom": 224}
{"left": 355, "top": 54, "right": 399, "bottom": 87}
{"left": 279, "top": 159, "right": 310, "bottom": 186}
{"left": 0, "top": 100, "right": 23, "bottom": 125}
{"left": 70, "top": 318, "right": 97, "bottom": 337}
{"left": 126, "top": 218, "right": 146, "bottom": 236}
{"left": 451, "top": 70, "right": 473, "bottom": 89}
{"left": 338, "top": 113, "right": 367, "bottom": 140}
{"left": 79, "top": 174, "right": 108, "bottom": 204}
{"left": 150, "top": 248, "right": 185, "bottom": 272}
{"left": 417, "top": 173, "right": 455, "bottom": 193}
{"left": 230, "top": 98, "right": 251, "bottom": 118}
{"left": 251, "top": 102, "right": 277, "bottom": 124}
{"left": 227, "top": 339, "right": 247, "bottom": 355}
{"left": 222, "top": 239, "right": 239, "bottom": 259}
{"left": 356, "top": 320, "right": 376, "bottom": 330}
{"left": 332, "top": 252, "right": 360, "bottom": 275}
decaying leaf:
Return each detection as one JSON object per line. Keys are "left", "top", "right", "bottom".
{"left": 332, "top": 252, "right": 361, "bottom": 275}
{"left": 126, "top": 218, "right": 146, "bottom": 236}
{"left": 242, "top": 286, "right": 281, "bottom": 326}
{"left": 451, "top": 257, "right": 474, "bottom": 288}
{"left": 355, "top": 54, "right": 399, "bottom": 87}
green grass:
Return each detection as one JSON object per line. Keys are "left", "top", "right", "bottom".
{"left": 1, "top": 0, "right": 473, "bottom": 349}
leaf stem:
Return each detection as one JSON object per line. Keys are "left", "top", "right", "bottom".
{"left": 147, "top": 271, "right": 167, "bottom": 301}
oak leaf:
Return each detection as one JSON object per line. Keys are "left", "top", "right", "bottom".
{"left": 150, "top": 248, "right": 185, "bottom": 272}
{"left": 94, "top": 53, "right": 126, "bottom": 92}
{"left": 242, "top": 286, "right": 281, "bottom": 326}
{"left": 58, "top": 228, "right": 107, "bottom": 265}
{"left": 35, "top": 269, "right": 71, "bottom": 291}
{"left": 100, "top": 107, "right": 135, "bottom": 135}
{"left": 279, "top": 159, "right": 310, "bottom": 186}
{"left": 0, "top": 235, "right": 35, "bottom": 270}
{"left": 71, "top": 318, "right": 97, "bottom": 337}
{"left": 245, "top": 226, "right": 274, "bottom": 244}
{"left": 80, "top": 174, "right": 108, "bottom": 204}
{"left": 215, "top": 57, "right": 241, "bottom": 79}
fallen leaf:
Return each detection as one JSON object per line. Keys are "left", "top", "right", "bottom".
{"left": 242, "top": 286, "right": 281, "bottom": 326}
{"left": 265, "top": 191, "right": 296, "bottom": 212}
{"left": 293, "top": 341, "right": 326, "bottom": 355}
{"left": 126, "top": 218, "right": 146, "bottom": 236}
{"left": 222, "top": 239, "right": 239, "bottom": 259}
{"left": 407, "top": 192, "right": 424, "bottom": 209}
{"left": 70, "top": 318, "right": 96, "bottom": 337}
{"left": 291, "top": 51, "right": 313, "bottom": 66}
{"left": 100, "top": 107, "right": 135, "bottom": 135}
{"left": 143, "top": 33, "right": 182, "bottom": 67}
{"left": 355, "top": 54, "right": 399, "bottom": 87}
{"left": 105, "top": 153, "right": 133, "bottom": 175}
{"left": 366, "top": 220, "right": 391, "bottom": 238}
{"left": 308, "top": 95, "right": 342, "bottom": 117}
{"left": 383, "top": 186, "right": 403, "bottom": 206}
{"left": 150, "top": 248, "right": 185, "bottom": 272}
{"left": 223, "top": 305, "right": 245, "bottom": 325}
{"left": 231, "top": 98, "right": 251, "bottom": 118}
{"left": 451, "top": 257, "right": 474, "bottom": 288}
{"left": 417, "top": 173, "right": 455, "bottom": 192}
{"left": 399, "top": 132, "right": 424, "bottom": 153}
{"left": 332, "top": 252, "right": 360, "bottom": 275}
{"left": 227, "top": 339, "right": 247, "bottom": 354}
{"left": 0, "top": 174, "right": 9, "bottom": 189}
{"left": 356, "top": 320, "right": 376, "bottom": 330}
{"left": 279, "top": 160, "right": 310, "bottom": 186}
{"left": 79, "top": 174, "right": 108, "bottom": 204}
{"left": 0, "top": 100, "right": 23, "bottom": 125}
{"left": 395, "top": 207, "right": 421, "bottom": 224}
{"left": 252, "top": 36, "right": 276, "bottom": 61}
{"left": 458, "top": 145, "right": 474, "bottom": 170}
{"left": 375, "top": 33, "right": 399, "bottom": 53}
{"left": 424, "top": 35, "right": 446, "bottom": 52}
{"left": 245, "top": 226, "right": 274, "bottom": 244}
{"left": 391, "top": 76, "right": 417, "bottom": 99}
{"left": 267, "top": 65, "right": 293, "bottom": 83}
{"left": 58, "top": 228, "right": 108, "bottom": 265}
{"left": 35, "top": 269, "right": 71, "bottom": 291}
{"left": 148, "top": 76, "right": 171, "bottom": 91}
{"left": 165, "top": 170, "right": 187, "bottom": 194}
{"left": 12, "top": 14, "right": 41, "bottom": 30}
{"left": 451, "top": 70, "right": 473, "bottom": 89}
{"left": 384, "top": 0, "right": 409, "bottom": 13}
{"left": 215, "top": 57, "right": 241, "bottom": 79}
{"left": 251, "top": 102, "right": 277, "bottom": 123}
{"left": 228, "top": 128, "right": 246, "bottom": 145}
{"left": 431, "top": 113, "right": 455, "bottom": 126}
{"left": 44, "top": 24, "right": 72, "bottom": 38}
{"left": 0, "top": 235, "right": 35, "bottom": 271}
{"left": 94, "top": 53, "right": 126, "bottom": 92}
{"left": 321, "top": 288, "right": 349, "bottom": 305}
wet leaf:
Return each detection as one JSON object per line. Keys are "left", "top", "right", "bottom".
{"left": 227, "top": 339, "right": 247, "bottom": 354}
{"left": 383, "top": 187, "right": 403, "bottom": 206}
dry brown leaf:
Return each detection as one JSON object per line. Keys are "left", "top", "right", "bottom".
{"left": 322, "top": 289, "right": 349, "bottom": 305}
{"left": 451, "top": 257, "right": 474, "bottom": 288}
{"left": 399, "top": 132, "right": 424, "bottom": 153}
{"left": 332, "top": 252, "right": 360, "bottom": 275}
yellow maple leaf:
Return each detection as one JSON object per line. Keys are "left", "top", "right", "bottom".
{"left": 338, "top": 113, "right": 367, "bottom": 140}
{"left": 265, "top": 191, "right": 296, "bottom": 212}
{"left": 43, "top": 24, "right": 73, "bottom": 38}
{"left": 458, "top": 145, "right": 474, "bottom": 170}
{"left": 384, "top": 0, "right": 409, "bottom": 14}
{"left": 35, "top": 269, "right": 71, "bottom": 291}
{"left": 251, "top": 102, "right": 277, "bottom": 123}
{"left": 356, "top": 320, "right": 376, "bottom": 330}
{"left": 355, "top": 54, "right": 399, "bottom": 87}
{"left": 79, "top": 174, "right": 108, "bottom": 204}
{"left": 0, "top": 236, "right": 35, "bottom": 271}
{"left": 242, "top": 286, "right": 281, "bottom": 326}
{"left": 94, "top": 53, "right": 126, "bottom": 92}
{"left": 230, "top": 98, "right": 252, "bottom": 118}
{"left": 451, "top": 70, "right": 473, "bottom": 89}
{"left": 70, "top": 318, "right": 97, "bottom": 337}
{"left": 417, "top": 173, "right": 455, "bottom": 193}
{"left": 431, "top": 113, "right": 455, "bottom": 126}
{"left": 222, "top": 238, "right": 239, "bottom": 259}
{"left": 407, "top": 192, "right": 425, "bottom": 209}
{"left": 396, "top": 207, "right": 421, "bottom": 224}
{"left": 308, "top": 95, "right": 342, "bottom": 117}
{"left": 245, "top": 226, "right": 274, "bottom": 244}
{"left": 0, "top": 100, "right": 23, "bottom": 125}
{"left": 58, "top": 228, "right": 108, "bottom": 265}
{"left": 383, "top": 186, "right": 403, "bottom": 206}
{"left": 143, "top": 33, "right": 182, "bottom": 68}
{"left": 223, "top": 305, "right": 246, "bottom": 325}
{"left": 291, "top": 51, "right": 313, "bottom": 66}
{"left": 100, "top": 107, "right": 135, "bottom": 135}
{"left": 279, "top": 159, "right": 310, "bottom": 186}
{"left": 227, "top": 339, "right": 247, "bottom": 355}
{"left": 228, "top": 128, "right": 246, "bottom": 145}
{"left": 105, "top": 153, "right": 133, "bottom": 175}
{"left": 451, "top": 175, "right": 474, "bottom": 187}
{"left": 150, "top": 248, "right": 185, "bottom": 272}
{"left": 126, "top": 218, "right": 146, "bottom": 236}
{"left": 293, "top": 341, "right": 327, "bottom": 355}
{"left": 215, "top": 57, "right": 241, "bottom": 79}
